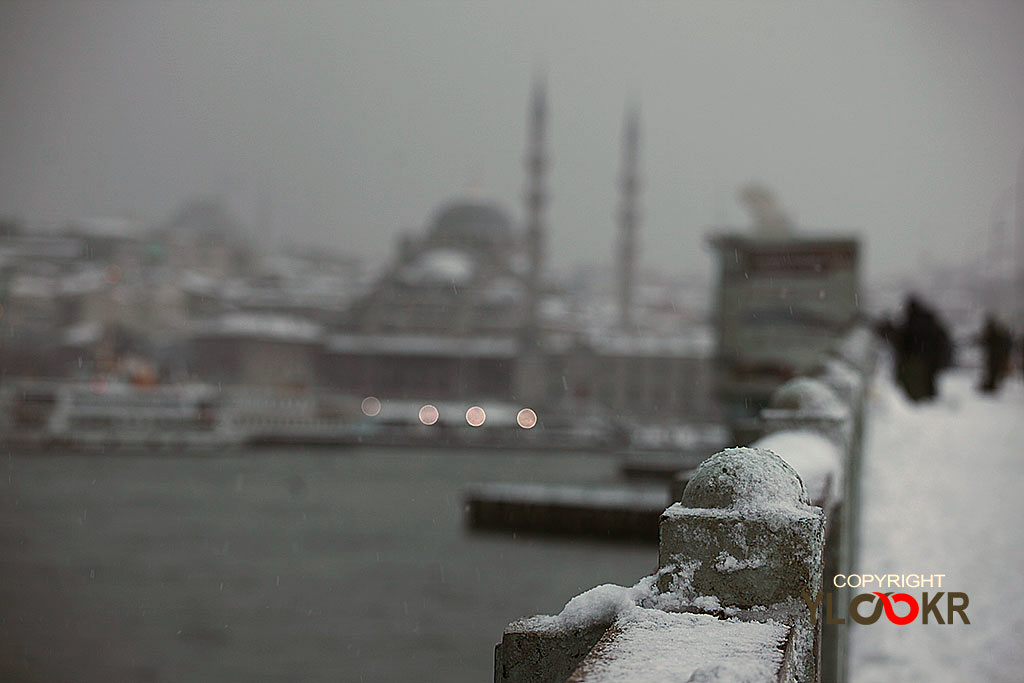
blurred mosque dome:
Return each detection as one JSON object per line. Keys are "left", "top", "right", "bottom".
{"left": 397, "top": 247, "right": 477, "bottom": 286}
{"left": 344, "top": 196, "right": 527, "bottom": 336}
{"left": 429, "top": 200, "right": 514, "bottom": 249}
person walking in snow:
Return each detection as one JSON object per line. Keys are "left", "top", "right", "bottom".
{"left": 893, "top": 296, "right": 953, "bottom": 402}
{"left": 1019, "top": 332, "right": 1024, "bottom": 381}
{"left": 977, "top": 313, "right": 1012, "bottom": 394}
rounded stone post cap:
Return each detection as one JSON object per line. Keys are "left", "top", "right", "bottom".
{"left": 681, "top": 447, "right": 809, "bottom": 510}
{"left": 769, "top": 377, "right": 846, "bottom": 417}
{"left": 812, "top": 357, "right": 861, "bottom": 403}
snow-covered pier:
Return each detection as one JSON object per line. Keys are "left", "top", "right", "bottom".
{"left": 466, "top": 483, "right": 670, "bottom": 542}
{"left": 493, "top": 326, "right": 877, "bottom": 683}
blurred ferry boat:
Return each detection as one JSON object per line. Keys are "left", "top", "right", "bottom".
{"left": 0, "top": 380, "right": 360, "bottom": 451}
{"left": 49, "top": 381, "right": 232, "bottom": 450}
{"left": 2, "top": 380, "right": 229, "bottom": 451}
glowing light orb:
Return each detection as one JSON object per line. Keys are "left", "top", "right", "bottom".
{"left": 465, "top": 406, "right": 486, "bottom": 427}
{"left": 419, "top": 404, "right": 439, "bottom": 425}
{"left": 361, "top": 396, "right": 381, "bottom": 417}
{"left": 516, "top": 408, "right": 537, "bottom": 429}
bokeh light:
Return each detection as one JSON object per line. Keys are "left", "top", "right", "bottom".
{"left": 361, "top": 396, "right": 381, "bottom": 417}
{"left": 516, "top": 408, "right": 537, "bottom": 429}
{"left": 465, "top": 406, "right": 486, "bottom": 427}
{"left": 419, "top": 404, "right": 439, "bottom": 425}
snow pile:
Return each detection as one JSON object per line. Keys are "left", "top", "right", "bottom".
{"left": 537, "top": 583, "right": 648, "bottom": 630}
{"left": 62, "top": 320, "right": 104, "bottom": 347}
{"left": 533, "top": 571, "right": 664, "bottom": 631}
{"left": 200, "top": 312, "right": 323, "bottom": 342}
{"left": 11, "top": 274, "right": 56, "bottom": 297}
{"left": 532, "top": 563, "right": 728, "bottom": 632}
{"left": 714, "top": 551, "right": 767, "bottom": 574}
{"left": 835, "top": 327, "right": 876, "bottom": 372}
{"left": 862, "top": 362, "right": 916, "bottom": 423}
{"left": 178, "top": 269, "right": 219, "bottom": 294}
{"left": 768, "top": 377, "right": 848, "bottom": 419}
{"left": 587, "top": 328, "right": 715, "bottom": 358}
{"left": 576, "top": 609, "right": 789, "bottom": 683}
{"left": 58, "top": 267, "right": 105, "bottom": 294}
{"left": 814, "top": 357, "right": 863, "bottom": 405}
{"left": 326, "top": 333, "right": 516, "bottom": 358}
{"left": 753, "top": 430, "right": 842, "bottom": 504}
{"left": 397, "top": 247, "right": 476, "bottom": 286}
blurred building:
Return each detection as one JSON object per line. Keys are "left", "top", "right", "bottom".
{"left": 316, "top": 81, "right": 721, "bottom": 426}
{"left": 708, "top": 232, "right": 861, "bottom": 439}
{"left": 317, "top": 192, "right": 719, "bottom": 424}
{"left": 322, "top": 197, "right": 524, "bottom": 402}
{"left": 0, "top": 86, "right": 724, "bottom": 431}
{"left": 319, "top": 333, "right": 517, "bottom": 401}
{"left": 554, "top": 331, "right": 717, "bottom": 422}
{"left": 188, "top": 313, "right": 322, "bottom": 388}
{"left": 345, "top": 199, "right": 528, "bottom": 336}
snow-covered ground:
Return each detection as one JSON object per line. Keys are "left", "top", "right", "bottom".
{"left": 850, "top": 364, "right": 1024, "bottom": 682}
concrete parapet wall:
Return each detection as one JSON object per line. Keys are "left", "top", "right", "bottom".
{"left": 494, "top": 326, "right": 878, "bottom": 683}
{"left": 495, "top": 618, "right": 613, "bottom": 683}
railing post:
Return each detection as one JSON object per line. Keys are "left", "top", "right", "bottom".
{"left": 493, "top": 325, "right": 878, "bottom": 683}
{"left": 656, "top": 447, "right": 825, "bottom": 682}
{"left": 759, "top": 377, "right": 851, "bottom": 451}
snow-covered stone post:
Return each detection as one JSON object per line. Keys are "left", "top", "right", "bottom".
{"left": 656, "top": 447, "right": 825, "bottom": 682}
{"left": 495, "top": 447, "right": 826, "bottom": 683}
{"left": 658, "top": 448, "right": 824, "bottom": 605}
{"left": 758, "top": 377, "right": 851, "bottom": 455}
{"left": 493, "top": 326, "right": 878, "bottom": 683}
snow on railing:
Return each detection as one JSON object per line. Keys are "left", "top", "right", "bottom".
{"left": 494, "top": 326, "right": 878, "bottom": 683}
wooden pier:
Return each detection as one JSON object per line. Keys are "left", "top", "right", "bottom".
{"left": 465, "top": 483, "right": 671, "bottom": 542}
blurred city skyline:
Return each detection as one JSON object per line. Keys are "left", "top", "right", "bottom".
{"left": 2, "top": 0, "right": 1023, "bottom": 283}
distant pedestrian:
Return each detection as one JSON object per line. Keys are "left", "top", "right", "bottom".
{"left": 1015, "top": 335, "right": 1024, "bottom": 385}
{"left": 977, "top": 314, "right": 1012, "bottom": 394}
{"left": 891, "top": 296, "right": 953, "bottom": 402}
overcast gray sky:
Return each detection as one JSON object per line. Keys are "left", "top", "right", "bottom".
{"left": 1, "top": 0, "right": 1022, "bottom": 283}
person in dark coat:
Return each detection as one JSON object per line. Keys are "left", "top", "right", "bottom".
{"left": 977, "top": 314, "right": 1012, "bottom": 394}
{"left": 1019, "top": 333, "right": 1024, "bottom": 382}
{"left": 892, "top": 296, "right": 953, "bottom": 402}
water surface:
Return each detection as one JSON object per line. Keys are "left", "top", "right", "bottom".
{"left": 1, "top": 447, "right": 655, "bottom": 682}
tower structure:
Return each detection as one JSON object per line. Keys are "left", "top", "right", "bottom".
{"left": 617, "top": 103, "right": 640, "bottom": 330}
{"left": 523, "top": 76, "right": 547, "bottom": 340}
{"left": 1016, "top": 146, "right": 1024, "bottom": 328}
{"left": 514, "top": 76, "right": 549, "bottom": 407}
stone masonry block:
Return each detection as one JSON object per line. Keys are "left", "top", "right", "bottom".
{"left": 657, "top": 448, "right": 825, "bottom": 609}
